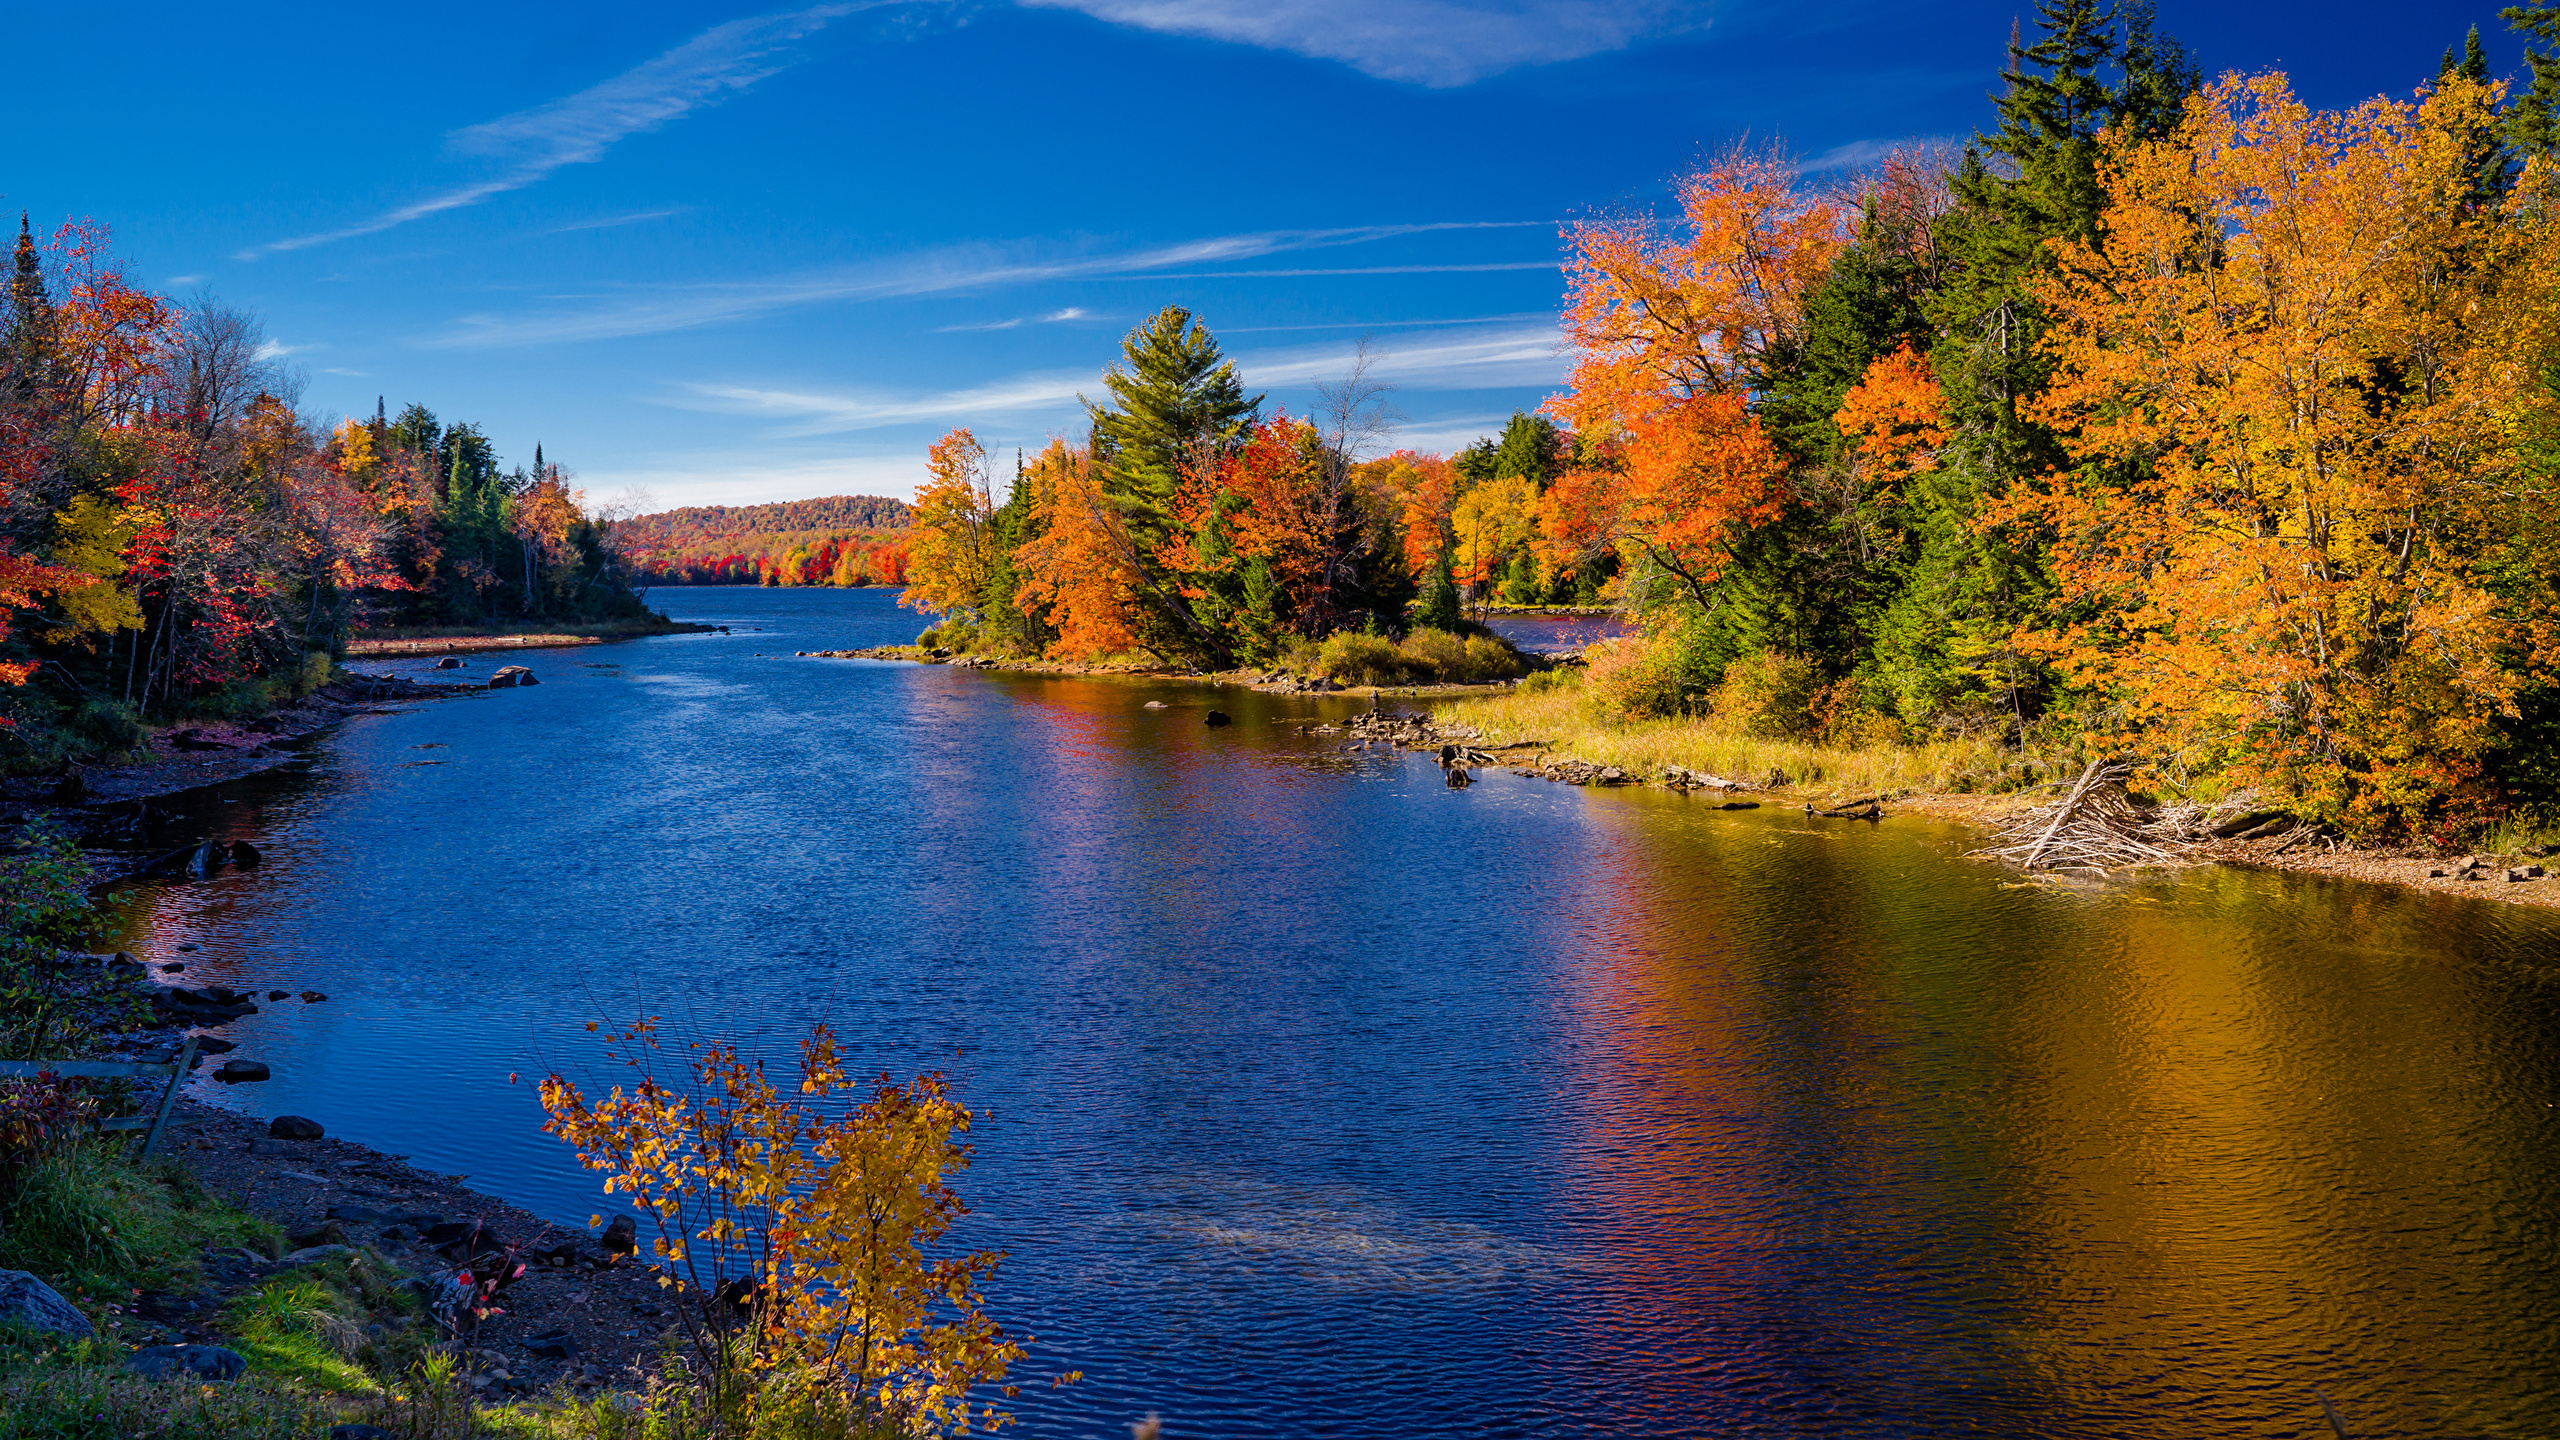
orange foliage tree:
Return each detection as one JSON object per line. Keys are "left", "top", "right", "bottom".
{"left": 1542, "top": 149, "right": 1846, "bottom": 610}
{"left": 1011, "top": 440, "right": 1150, "bottom": 659}
{"left": 2022, "top": 72, "right": 2559, "bottom": 831}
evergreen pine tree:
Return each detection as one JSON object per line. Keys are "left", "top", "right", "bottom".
{"left": 1088, "top": 305, "right": 1259, "bottom": 539}
{"left": 2507, "top": 0, "right": 2560, "bottom": 158}
{"left": 1492, "top": 413, "right": 1561, "bottom": 487}
{"left": 2113, "top": 0, "right": 2201, "bottom": 142}
{"left": 2439, "top": 26, "right": 2514, "bottom": 209}
{"left": 8, "top": 215, "right": 43, "bottom": 322}
{"left": 1415, "top": 560, "right": 1463, "bottom": 632}
{"left": 1882, "top": 0, "right": 2197, "bottom": 728}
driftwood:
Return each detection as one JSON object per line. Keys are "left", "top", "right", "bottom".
{"left": 1972, "top": 760, "right": 2210, "bottom": 873}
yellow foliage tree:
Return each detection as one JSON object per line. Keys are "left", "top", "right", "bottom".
{"left": 1449, "top": 472, "right": 1535, "bottom": 593}
{"left": 903, "top": 429, "right": 998, "bottom": 619}
{"left": 45, "top": 495, "right": 142, "bottom": 643}
{"left": 2023, "top": 72, "right": 2560, "bottom": 831}
{"left": 540, "top": 1018, "right": 1040, "bottom": 1436}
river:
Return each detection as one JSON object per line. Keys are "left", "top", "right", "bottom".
{"left": 94, "top": 586, "right": 2560, "bottom": 1438}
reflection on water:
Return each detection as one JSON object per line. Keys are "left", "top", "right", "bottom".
{"left": 92, "top": 589, "right": 2560, "bottom": 1437}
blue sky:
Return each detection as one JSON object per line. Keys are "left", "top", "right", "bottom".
{"left": 6, "top": 0, "right": 2500, "bottom": 508}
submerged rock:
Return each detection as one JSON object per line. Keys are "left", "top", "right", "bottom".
{"left": 487, "top": 665, "right": 536, "bottom": 688}
{"left": 433, "top": 656, "right": 462, "bottom": 669}
{"left": 1204, "top": 711, "right": 1233, "bottom": 728}
{"left": 270, "top": 1115, "right": 324, "bottom": 1140}
{"left": 214, "top": 1058, "right": 271, "bottom": 1083}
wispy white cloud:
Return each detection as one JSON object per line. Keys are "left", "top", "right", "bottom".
{"left": 240, "top": 4, "right": 879, "bottom": 259}
{"left": 1801, "top": 134, "right": 1964, "bottom": 174}
{"left": 167, "top": 274, "right": 204, "bottom": 286}
{"left": 541, "top": 208, "right": 688, "bottom": 235}
{"left": 1237, "top": 324, "right": 1563, "bottom": 391}
{"left": 1223, "top": 311, "right": 1551, "bottom": 333}
{"left": 319, "top": 367, "right": 370, "bottom": 376}
{"left": 936, "top": 305, "right": 1095, "bottom": 333}
{"left": 1109, "top": 261, "right": 1555, "bottom": 278}
{"left": 673, "top": 371, "right": 1094, "bottom": 436}
{"left": 1021, "top": 0, "right": 1703, "bottom": 86}
{"left": 422, "top": 222, "right": 1545, "bottom": 348}
{"left": 666, "top": 322, "right": 1564, "bottom": 439}
{"left": 253, "top": 340, "right": 318, "bottom": 360}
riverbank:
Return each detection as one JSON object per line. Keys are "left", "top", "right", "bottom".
{"left": 803, "top": 643, "right": 1535, "bottom": 698}
{"left": 1426, "top": 684, "right": 2560, "bottom": 910}
{"left": 0, "top": 672, "right": 475, "bottom": 823}
{"left": 346, "top": 614, "right": 713, "bottom": 655}
{"left": 0, "top": 1098, "right": 707, "bottom": 1435}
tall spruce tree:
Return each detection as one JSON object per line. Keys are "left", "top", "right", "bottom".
{"left": 1088, "top": 305, "right": 1259, "bottom": 539}
{"left": 2440, "top": 26, "right": 2515, "bottom": 210}
{"left": 1877, "top": 0, "right": 2198, "bottom": 727}
{"left": 2508, "top": 0, "right": 2560, "bottom": 158}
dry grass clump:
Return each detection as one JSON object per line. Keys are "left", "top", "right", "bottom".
{"left": 1440, "top": 680, "right": 2051, "bottom": 798}
{"left": 1315, "top": 628, "right": 1531, "bottom": 686}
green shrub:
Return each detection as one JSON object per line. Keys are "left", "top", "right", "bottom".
{"left": 914, "top": 619, "right": 982, "bottom": 653}
{"left": 1315, "top": 632, "right": 1424, "bottom": 687}
{"left": 0, "top": 819, "right": 101, "bottom": 1059}
{"left": 1518, "top": 666, "right": 1579, "bottom": 696}
{"left": 1584, "top": 616, "right": 1721, "bottom": 719}
{"left": 65, "top": 700, "right": 145, "bottom": 758}
{"left": 1311, "top": 628, "right": 1534, "bottom": 687}
{"left": 1411, "top": 563, "right": 1463, "bottom": 633}
{"left": 1708, "top": 649, "right": 1824, "bottom": 737}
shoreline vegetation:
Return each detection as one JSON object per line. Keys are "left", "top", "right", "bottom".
{"left": 3, "top": 828, "right": 1044, "bottom": 1439}
{"left": 886, "top": 15, "right": 2560, "bottom": 868}
{"left": 345, "top": 615, "right": 712, "bottom": 656}
{"left": 0, "top": 215, "right": 675, "bottom": 785}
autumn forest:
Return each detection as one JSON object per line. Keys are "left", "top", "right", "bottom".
{"left": 894, "top": 3, "right": 2560, "bottom": 840}
{"left": 3, "top": 1, "right": 2557, "bottom": 843}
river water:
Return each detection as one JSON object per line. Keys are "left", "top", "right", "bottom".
{"left": 95, "top": 587, "right": 2560, "bottom": 1438}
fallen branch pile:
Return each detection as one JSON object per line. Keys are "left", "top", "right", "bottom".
{"left": 1971, "top": 759, "right": 2210, "bottom": 873}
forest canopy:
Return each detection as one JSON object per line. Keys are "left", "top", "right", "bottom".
{"left": 894, "top": 2, "right": 2560, "bottom": 841}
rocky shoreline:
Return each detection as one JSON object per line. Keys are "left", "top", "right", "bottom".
{"left": 0, "top": 672, "right": 476, "bottom": 829}
{"left": 134, "top": 1099, "right": 682, "bottom": 1400}
{"left": 797, "top": 643, "right": 1546, "bottom": 698}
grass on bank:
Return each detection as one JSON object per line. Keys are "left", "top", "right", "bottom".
{"left": 0, "top": 1132, "right": 942, "bottom": 1440}
{"left": 1438, "top": 671, "right": 2072, "bottom": 801}
{"left": 0, "top": 1138, "right": 277, "bottom": 1297}
{"left": 912, "top": 616, "right": 1538, "bottom": 688}
{"left": 1301, "top": 627, "right": 1532, "bottom": 687}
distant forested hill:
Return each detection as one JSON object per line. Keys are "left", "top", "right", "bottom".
{"left": 616, "top": 495, "right": 915, "bottom": 587}
{"left": 621, "top": 495, "right": 911, "bottom": 541}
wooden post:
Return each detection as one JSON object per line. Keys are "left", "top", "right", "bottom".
{"left": 135, "top": 1034, "right": 199, "bottom": 1164}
